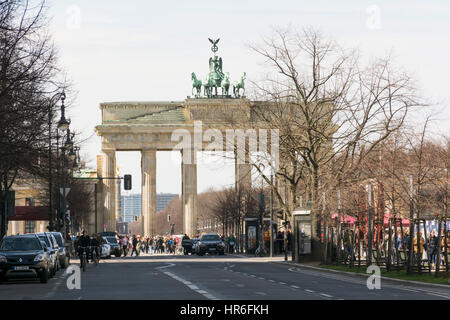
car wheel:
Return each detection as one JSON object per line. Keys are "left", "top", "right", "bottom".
{"left": 40, "top": 267, "right": 49, "bottom": 283}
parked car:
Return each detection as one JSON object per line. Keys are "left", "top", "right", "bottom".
{"left": 195, "top": 233, "right": 225, "bottom": 256}
{"left": 0, "top": 234, "right": 53, "bottom": 283}
{"left": 35, "top": 232, "right": 59, "bottom": 277}
{"left": 49, "top": 232, "right": 70, "bottom": 268}
{"left": 102, "top": 236, "right": 122, "bottom": 257}
{"left": 100, "top": 242, "right": 111, "bottom": 259}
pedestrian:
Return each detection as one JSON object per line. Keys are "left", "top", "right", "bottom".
{"left": 228, "top": 234, "right": 235, "bottom": 254}
{"left": 145, "top": 237, "right": 149, "bottom": 254}
{"left": 427, "top": 230, "right": 438, "bottom": 269}
{"left": 168, "top": 238, "right": 173, "bottom": 254}
{"left": 131, "top": 235, "right": 139, "bottom": 256}
{"left": 121, "top": 236, "right": 128, "bottom": 257}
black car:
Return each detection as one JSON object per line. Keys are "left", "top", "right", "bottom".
{"left": 49, "top": 232, "right": 70, "bottom": 268}
{"left": 0, "top": 234, "right": 53, "bottom": 283}
{"left": 196, "top": 233, "right": 225, "bottom": 256}
{"left": 102, "top": 236, "right": 122, "bottom": 257}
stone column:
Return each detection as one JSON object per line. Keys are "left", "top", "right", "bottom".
{"left": 102, "top": 150, "right": 116, "bottom": 232}
{"left": 142, "top": 149, "right": 156, "bottom": 237}
{"left": 182, "top": 149, "right": 197, "bottom": 237}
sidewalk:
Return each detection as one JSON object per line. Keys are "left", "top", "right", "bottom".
{"left": 272, "top": 260, "right": 450, "bottom": 289}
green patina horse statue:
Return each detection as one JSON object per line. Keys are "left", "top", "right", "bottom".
{"left": 221, "top": 72, "right": 230, "bottom": 96}
{"left": 191, "top": 72, "right": 202, "bottom": 97}
{"left": 233, "top": 72, "right": 246, "bottom": 98}
{"left": 203, "top": 76, "right": 212, "bottom": 97}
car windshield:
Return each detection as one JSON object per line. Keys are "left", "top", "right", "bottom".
{"left": 53, "top": 234, "right": 63, "bottom": 246}
{"left": 0, "top": 238, "right": 42, "bottom": 251}
{"left": 201, "top": 235, "right": 221, "bottom": 241}
{"left": 106, "top": 237, "right": 117, "bottom": 244}
{"left": 38, "top": 235, "right": 50, "bottom": 246}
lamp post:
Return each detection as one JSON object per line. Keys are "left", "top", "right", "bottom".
{"left": 56, "top": 93, "right": 71, "bottom": 239}
{"left": 48, "top": 91, "right": 68, "bottom": 231}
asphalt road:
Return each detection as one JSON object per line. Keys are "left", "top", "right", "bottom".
{"left": 0, "top": 253, "right": 449, "bottom": 300}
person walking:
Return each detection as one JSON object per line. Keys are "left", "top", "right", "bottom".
{"left": 228, "top": 234, "right": 235, "bottom": 254}
{"left": 145, "top": 237, "right": 149, "bottom": 254}
{"left": 121, "top": 236, "right": 128, "bottom": 257}
{"left": 131, "top": 235, "right": 139, "bottom": 257}
{"left": 427, "top": 230, "right": 438, "bottom": 269}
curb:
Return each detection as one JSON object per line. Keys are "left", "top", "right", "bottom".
{"left": 271, "top": 261, "right": 450, "bottom": 289}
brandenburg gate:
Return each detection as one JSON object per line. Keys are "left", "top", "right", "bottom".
{"left": 95, "top": 39, "right": 277, "bottom": 237}
{"left": 95, "top": 98, "right": 254, "bottom": 237}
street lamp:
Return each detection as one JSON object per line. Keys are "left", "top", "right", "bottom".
{"left": 64, "top": 129, "right": 74, "bottom": 150}
{"left": 48, "top": 90, "right": 67, "bottom": 231}
{"left": 57, "top": 92, "right": 70, "bottom": 131}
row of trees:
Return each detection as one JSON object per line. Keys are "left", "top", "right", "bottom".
{"left": 213, "top": 27, "right": 446, "bottom": 260}
{"left": 0, "top": 1, "right": 90, "bottom": 238}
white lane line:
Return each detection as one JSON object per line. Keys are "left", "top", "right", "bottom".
{"left": 258, "top": 277, "right": 265, "bottom": 280}
{"left": 161, "top": 269, "right": 218, "bottom": 300}
{"left": 279, "top": 282, "right": 286, "bottom": 285}
{"left": 155, "top": 263, "right": 176, "bottom": 270}
{"left": 187, "top": 284, "right": 199, "bottom": 290}
{"left": 320, "top": 293, "right": 333, "bottom": 298}
{"left": 290, "top": 285, "right": 300, "bottom": 289}
{"left": 426, "top": 292, "right": 450, "bottom": 299}
{"left": 255, "top": 292, "right": 267, "bottom": 296}
{"left": 268, "top": 279, "right": 275, "bottom": 282}
{"left": 305, "top": 289, "right": 314, "bottom": 293}
{"left": 235, "top": 284, "right": 245, "bottom": 287}
{"left": 400, "top": 288, "right": 421, "bottom": 293}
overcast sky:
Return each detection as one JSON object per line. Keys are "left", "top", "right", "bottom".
{"left": 46, "top": 0, "right": 450, "bottom": 195}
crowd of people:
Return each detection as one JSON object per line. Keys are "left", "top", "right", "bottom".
{"left": 117, "top": 234, "right": 186, "bottom": 256}
{"left": 116, "top": 233, "right": 243, "bottom": 256}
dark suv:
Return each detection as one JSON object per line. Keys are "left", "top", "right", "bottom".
{"left": 0, "top": 234, "right": 53, "bottom": 283}
{"left": 196, "top": 233, "right": 225, "bottom": 256}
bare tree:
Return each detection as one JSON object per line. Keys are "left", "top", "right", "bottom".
{"left": 245, "top": 27, "right": 422, "bottom": 259}
{"left": 0, "top": 0, "right": 70, "bottom": 238}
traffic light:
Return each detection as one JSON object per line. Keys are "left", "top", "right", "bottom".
{"left": 124, "top": 174, "right": 132, "bottom": 190}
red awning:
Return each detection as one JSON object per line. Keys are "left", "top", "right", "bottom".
{"left": 9, "top": 206, "right": 50, "bottom": 221}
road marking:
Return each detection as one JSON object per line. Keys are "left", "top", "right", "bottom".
{"left": 155, "top": 263, "right": 176, "bottom": 270}
{"left": 160, "top": 268, "right": 218, "bottom": 300}
{"left": 268, "top": 279, "right": 275, "bottom": 282}
{"left": 187, "top": 284, "right": 199, "bottom": 290}
{"left": 255, "top": 292, "right": 267, "bottom": 296}
{"left": 320, "top": 293, "right": 333, "bottom": 298}
{"left": 426, "top": 292, "right": 450, "bottom": 299}
{"left": 400, "top": 288, "right": 420, "bottom": 293}
{"left": 279, "top": 282, "right": 286, "bottom": 285}
{"left": 290, "top": 285, "right": 300, "bottom": 289}
{"left": 258, "top": 277, "right": 265, "bottom": 280}
{"left": 305, "top": 289, "right": 314, "bottom": 293}
{"left": 236, "top": 284, "right": 245, "bottom": 287}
